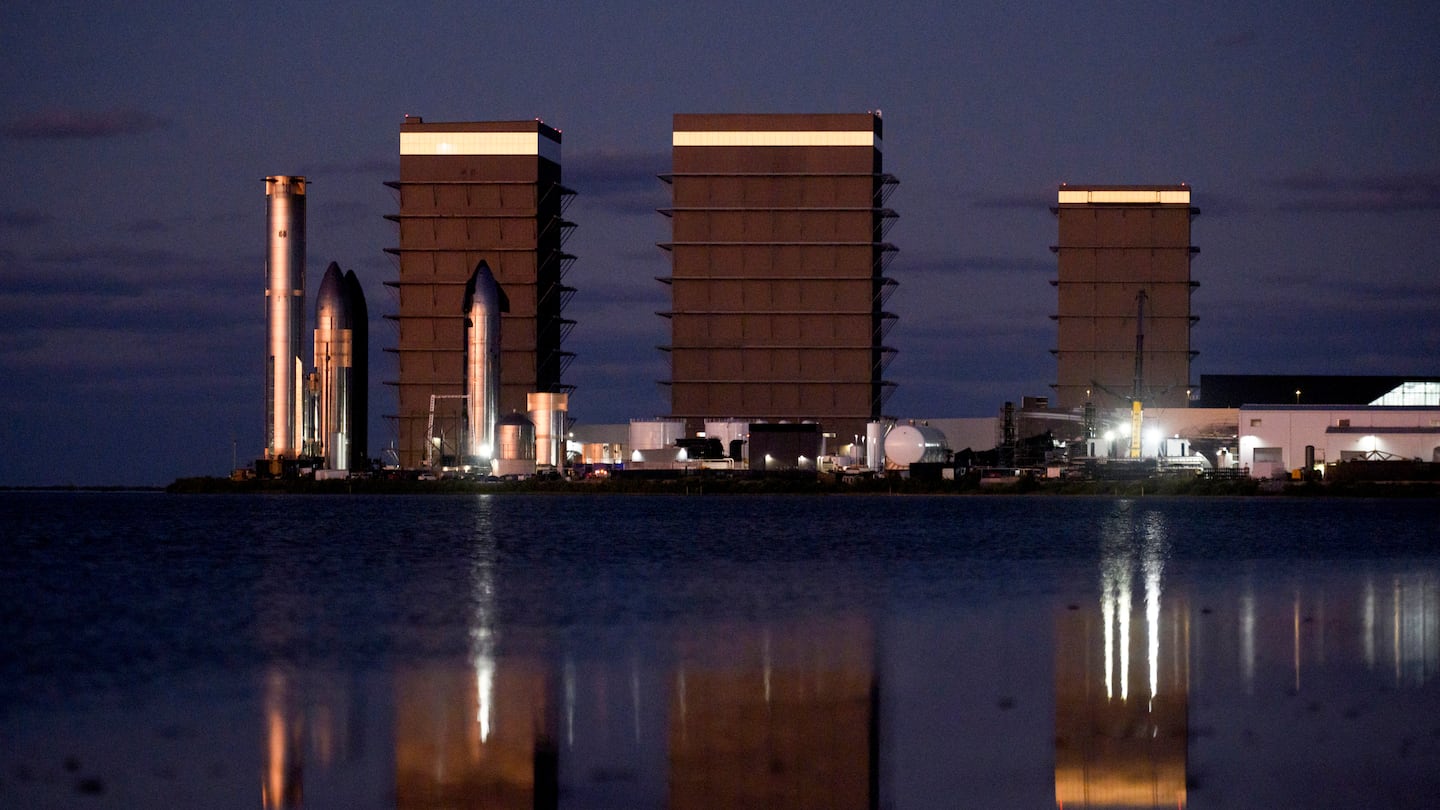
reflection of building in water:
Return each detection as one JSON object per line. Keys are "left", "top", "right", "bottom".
{"left": 395, "top": 504, "right": 558, "bottom": 809}
{"left": 261, "top": 666, "right": 368, "bottom": 809}
{"left": 262, "top": 668, "right": 305, "bottom": 809}
{"left": 394, "top": 660, "right": 557, "bottom": 808}
{"left": 1364, "top": 571, "right": 1439, "bottom": 689}
{"left": 668, "top": 616, "right": 876, "bottom": 809}
{"left": 1056, "top": 509, "right": 1189, "bottom": 808}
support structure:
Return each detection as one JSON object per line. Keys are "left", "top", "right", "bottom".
{"left": 1052, "top": 185, "right": 1198, "bottom": 412}
{"left": 659, "top": 113, "right": 898, "bottom": 440}
{"left": 386, "top": 118, "right": 575, "bottom": 469}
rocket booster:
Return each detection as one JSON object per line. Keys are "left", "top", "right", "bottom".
{"left": 463, "top": 261, "right": 508, "bottom": 462}
{"left": 264, "top": 175, "right": 305, "bottom": 459}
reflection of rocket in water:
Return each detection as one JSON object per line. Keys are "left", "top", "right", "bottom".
{"left": 1056, "top": 507, "right": 1189, "bottom": 809}
{"left": 394, "top": 499, "right": 557, "bottom": 809}
{"left": 262, "top": 669, "right": 304, "bottom": 809}
{"left": 463, "top": 261, "right": 508, "bottom": 463}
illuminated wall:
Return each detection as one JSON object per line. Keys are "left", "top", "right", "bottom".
{"left": 1053, "top": 185, "right": 1197, "bottom": 411}
{"left": 668, "top": 616, "right": 876, "bottom": 809}
{"left": 1055, "top": 511, "right": 1190, "bottom": 809}
{"left": 662, "top": 113, "right": 898, "bottom": 439}
{"left": 389, "top": 118, "right": 574, "bottom": 468}
{"left": 393, "top": 659, "right": 556, "bottom": 809}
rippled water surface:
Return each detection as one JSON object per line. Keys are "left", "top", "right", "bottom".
{"left": 2, "top": 492, "right": 1438, "bottom": 808}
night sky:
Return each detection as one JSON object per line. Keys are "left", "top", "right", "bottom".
{"left": 2, "top": 2, "right": 1437, "bottom": 485}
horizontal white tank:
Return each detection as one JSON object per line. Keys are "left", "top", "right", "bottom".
{"left": 885, "top": 424, "right": 950, "bottom": 467}
{"left": 629, "top": 419, "right": 685, "bottom": 451}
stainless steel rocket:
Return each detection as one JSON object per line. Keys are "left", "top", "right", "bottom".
{"left": 314, "top": 262, "right": 354, "bottom": 469}
{"left": 463, "top": 260, "right": 508, "bottom": 463}
{"left": 264, "top": 176, "right": 305, "bottom": 459}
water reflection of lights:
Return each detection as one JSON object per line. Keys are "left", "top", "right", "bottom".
{"left": 1388, "top": 571, "right": 1439, "bottom": 688}
{"left": 262, "top": 669, "right": 297, "bottom": 809}
{"left": 1058, "top": 506, "right": 1186, "bottom": 810}
{"left": 564, "top": 656, "right": 576, "bottom": 748}
{"left": 471, "top": 494, "right": 497, "bottom": 744}
{"left": 1099, "top": 507, "right": 1167, "bottom": 704}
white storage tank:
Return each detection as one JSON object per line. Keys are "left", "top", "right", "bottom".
{"left": 527, "top": 391, "right": 569, "bottom": 469}
{"left": 493, "top": 412, "right": 536, "bottom": 477}
{"left": 704, "top": 420, "right": 750, "bottom": 461}
{"left": 866, "top": 420, "right": 889, "bottom": 471}
{"left": 885, "top": 423, "right": 950, "bottom": 467}
{"left": 629, "top": 419, "right": 686, "bottom": 452}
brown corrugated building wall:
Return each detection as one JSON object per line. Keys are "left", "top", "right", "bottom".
{"left": 660, "top": 113, "right": 899, "bottom": 440}
{"left": 387, "top": 118, "right": 574, "bottom": 468}
{"left": 1052, "top": 185, "right": 1197, "bottom": 411}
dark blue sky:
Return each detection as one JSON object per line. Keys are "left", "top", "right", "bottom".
{"left": 2, "top": 2, "right": 1437, "bottom": 485}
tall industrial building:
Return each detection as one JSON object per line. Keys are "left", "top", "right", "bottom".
{"left": 264, "top": 175, "right": 306, "bottom": 459}
{"left": 659, "top": 113, "right": 899, "bottom": 440}
{"left": 1052, "top": 185, "right": 1198, "bottom": 411}
{"left": 387, "top": 118, "right": 575, "bottom": 469}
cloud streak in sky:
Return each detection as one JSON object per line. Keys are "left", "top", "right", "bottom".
{"left": 1272, "top": 172, "right": 1440, "bottom": 212}
{"left": 0, "top": 209, "right": 52, "bottom": 228}
{"left": 567, "top": 149, "right": 669, "bottom": 216}
{"left": 2, "top": 107, "right": 172, "bottom": 139}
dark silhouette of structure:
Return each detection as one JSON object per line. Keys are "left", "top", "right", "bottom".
{"left": 1052, "top": 185, "right": 1197, "bottom": 411}
{"left": 659, "top": 113, "right": 898, "bottom": 439}
{"left": 387, "top": 118, "right": 574, "bottom": 468}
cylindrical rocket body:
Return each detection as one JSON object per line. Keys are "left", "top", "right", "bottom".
{"left": 265, "top": 176, "right": 306, "bottom": 458}
{"left": 866, "top": 420, "right": 887, "bottom": 471}
{"left": 314, "top": 263, "right": 353, "bottom": 470}
{"left": 464, "top": 263, "right": 504, "bottom": 463}
{"left": 527, "top": 392, "right": 569, "bottom": 469}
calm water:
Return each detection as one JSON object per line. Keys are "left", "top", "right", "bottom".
{"left": 2, "top": 492, "right": 1438, "bottom": 809}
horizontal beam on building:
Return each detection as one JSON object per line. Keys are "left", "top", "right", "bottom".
{"left": 1057, "top": 188, "right": 1190, "bottom": 204}
{"left": 384, "top": 212, "right": 541, "bottom": 221}
{"left": 657, "top": 275, "right": 895, "bottom": 283}
{"left": 659, "top": 241, "right": 897, "bottom": 248}
{"left": 664, "top": 343, "right": 885, "bottom": 350}
{"left": 660, "top": 309, "right": 879, "bottom": 316}
{"left": 1050, "top": 245, "right": 1201, "bottom": 253}
{"left": 384, "top": 247, "right": 551, "bottom": 254}
{"left": 658, "top": 206, "right": 896, "bottom": 213}
{"left": 660, "top": 172, "right": 897, "bottom": 180}
{"left": 386, "top": 180, "right": 552, "bottom": 187}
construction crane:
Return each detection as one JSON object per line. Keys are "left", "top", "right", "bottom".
{"left": 1089, "top": 289, "right": 1149, "bottom": 458}
{"left": 1127, "top": 290, "right": 1147, "bottom": 459}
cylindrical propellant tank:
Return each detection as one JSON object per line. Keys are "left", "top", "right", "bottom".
{"left": 492, "top": 412, "right": 536, "bottom": 478}
{"left": 464, "top": 261, "right": 507, "bottom": 464}
{"left": 264, "top": 175, "right": 305, "bottom": 458}
{"left": 884, "top": 423, "right": 950, "bottom": 467}
{"left": 528, "top": 391, "right": 569, "bottom": 469}
{"left": 866, "top": 420, "right": 887, "bottom": 471}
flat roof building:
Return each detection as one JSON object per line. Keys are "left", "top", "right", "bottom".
{"left": 659, "top": 113, "right": 898, "bottom": 439}
{"left": 386, "top": 118, "right": 575, "bottom": 468}
{"left": 1052, "top": 185, "right": 1198, "bottom": 410}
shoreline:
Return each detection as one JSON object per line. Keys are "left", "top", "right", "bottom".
{"left": 152, "top": 475, "right": 1440, "bottom": 498}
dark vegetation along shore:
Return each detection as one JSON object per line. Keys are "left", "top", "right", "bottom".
{"left": 158, "top": 474, "right": 1440, "bottom": 498}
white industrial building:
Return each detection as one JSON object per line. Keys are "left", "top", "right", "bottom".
{"left": 1239, "top": 405, "right": 1440, "bottom": 478}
